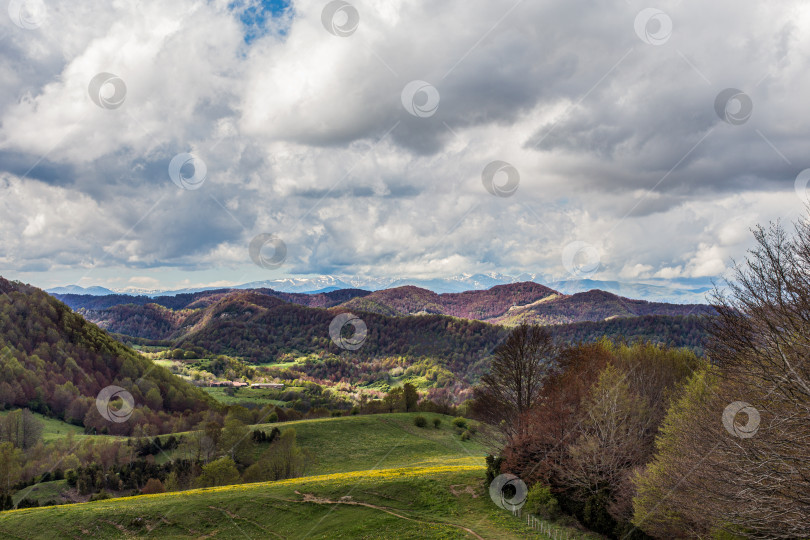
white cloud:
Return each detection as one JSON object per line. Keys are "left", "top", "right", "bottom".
{"left": 0, "top": 0, "right": 809, "bottom": 290}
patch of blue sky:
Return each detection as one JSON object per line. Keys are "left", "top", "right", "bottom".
{"left": 230, "top": 0, "right": 292, "bottom": 44}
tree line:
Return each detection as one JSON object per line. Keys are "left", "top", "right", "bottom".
{"left": 474, "top": 217, "right": 810, "bottom": 538}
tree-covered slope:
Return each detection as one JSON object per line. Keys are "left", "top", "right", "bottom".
{"left": 176, "top": 292, "right": 509, "bottom": 367}
{"left": 53, "top": 287, "right": 370, "bottom": 312}
{"left": 337, "top": 282, "right": 559, "bottom": 320}
{"left": 494, "top": 289, "right": 713, "bottom": 325}
{"left": 0, "top": 277, "right": 216, "bottom": 435}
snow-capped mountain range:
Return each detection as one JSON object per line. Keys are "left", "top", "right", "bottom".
{"left": 47, "top": 273, "right": 717, "bottom": 304}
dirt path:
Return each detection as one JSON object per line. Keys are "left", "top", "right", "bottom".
{"left": 208, "top": 505, "right": 286, "bottom": 539}
{"left": 289, "top": 493, "right": 485, "bottom": 539}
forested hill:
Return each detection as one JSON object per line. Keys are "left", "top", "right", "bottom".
{"left": 70, "top": 287, "right": 710, "bottom": 367}
{"left": 0, "top": 277, "right": 216, "bottom": 435}
{"left": 337, "top": 282, "right": 559, "bottom": 319}
{"left": 53, "top": 287, "right": 371, "bottom": 311}
{"left": 161, "top": 291, "right": 510, "bottom": 370}
{"left": 548, "top": 314, "right": 708, "bottom": 355}
{"left": 55, "top": 281, "right": 713, "bottom": 330}
{"left": 341, "top": 284, "right": 713, "bottom": 324}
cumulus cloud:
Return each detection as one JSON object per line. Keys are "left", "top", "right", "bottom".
{"left": 1, "top": 0, "right": 809, "bottom": 289}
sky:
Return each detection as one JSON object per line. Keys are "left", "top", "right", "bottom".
{"left": 1, "top": 0, "right": 810, "bottom": 292}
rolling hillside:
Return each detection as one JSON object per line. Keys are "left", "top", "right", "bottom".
{"left": 160, "top": 292, "right": 509, "bottom": 369}
{"left": 338, "top": 282, "right": 559, "bottom": 320}
{"left": 0, "top": 277, "right": 217, "bottom": 435}
{"left": 53, "top": 287, "right": 371, "bottom": 312}
{"left": 47, "top": 284, "right": 711, "bottom": 368}
{"left": 56, "top": 281, "right": 712, "bottom": 336}
{"left": 490, "top": 289, "right": 712, "bottom": 325}
{"left": 0, "top": 413, "right": 595, "bottom": 539}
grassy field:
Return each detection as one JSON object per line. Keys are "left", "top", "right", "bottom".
{"left": 261, "top": 412, "right": 486, "bottom": 475}
{"left": 0, "top": 462, "right": 594, "bottom": 539}
{"left": 200, "top": 386, "right": 289, "bottom": 406}
{"left": 1, "top": 413, "right": 595, "bottom": 539}
{"left": 11, "top": 480, "right": 67, "bottom": 506}
{"left": 157, "top": 412, "right": 485, "bottom": 474}
{"left": 0, "top": 410, "right": 87, "bottom": 442}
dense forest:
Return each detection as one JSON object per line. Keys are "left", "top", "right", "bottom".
{"left": 53, "top": 287, "right": 709, "bottom": 368}
{"left": 476, "top": 219, "right": 810, "bottom": 538}
{"left": 55, "top": 282, "right": 713, "bottom": 330}
{"left": 53, "top": 287, "right": 370, "bottom": 312}
{"left": 177, "top": 293, "right": 509, "bottom": 369}
{"left": 0, "top": 278, "right": 217, "bottom": 436}
{"left": 548, "top": 314, "right": 708, "bottom": 354}
{"left": 338, "top": 282, "right": 558, "bottom": 319}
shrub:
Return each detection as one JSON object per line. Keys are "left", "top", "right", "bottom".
{"left": 15, "top": 498, "right": 39, "bottom": 509}
{"left": 432, "top": 418, "right": 441, "bottom": 428}
{"left": 141, "top": 478, "right": 165, "bottom": 494}
{"left": 89, "top": 491, "right": 111, "bottom": 502}
{"left": 461, "top": 430, "right": 472, "bottom": 441}
{"left": 308, "top": 407, "right": 330, "bottom": 418}
{"left": 197, "top": 457, "right": 240, "bottom": 487}
{"left": 526, "top": 483, "right": 560, "bottom": 520}
{"left": 414, "top": 415, "right": 427, "bottom": 428}
{"left": 453, "top": 417, "right": 468, "bottom": 429}
{"left": 485, "top": 455, "right": 504, "bottom": 486}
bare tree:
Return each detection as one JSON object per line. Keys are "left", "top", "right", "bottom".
{"left": 0, "top": 409, "right": 43, "bottom": 449}
{"left": 559, "top": 364, "right": 651, "bottom": 523}
{"left": 472, "top": 324, "right": 556, "bottom": 443}
{"left": 635, "top": 219, "right": 810, "bottom": 538}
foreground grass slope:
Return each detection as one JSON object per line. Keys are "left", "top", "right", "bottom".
{"left": 0, "top": 413, "right": 594, "bottom": 538}
{"left": 0, "top": 463, "right": 591, "bottom": 539}
{"left": 152, "top": 413, "right": 486, "bottom": 473}
{"left": 255, "top": 412, "right": 486, "bottom": 475}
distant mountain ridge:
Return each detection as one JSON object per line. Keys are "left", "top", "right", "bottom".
{"left": 52, "top": 287, "right": 371, "bottom": 312}
{"left": 46, "top": 284, "right": 116, "bottom": 295}
{"left": 64, "top": 288, "right": 709, "bottom": 374}
{"left": 54, "top": 281, "right": 714, "bottom": 342}
{"left": 46, "top": 273, "right": 715, "bottom": 303}
{"left": 335, "top": 283, "right": 712, "bottom": 325}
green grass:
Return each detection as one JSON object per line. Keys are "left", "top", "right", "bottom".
{"left": 260, "top": 360, "right": 300, "bottom": 369}
{"left": 0, "top": 465, "right": 594, "bottom": 539}
{"left": 0, "top": 410, "right": 86, "bottom": 442}
{"left": 164, "top": 413, "right": 485, "bottom": 476}
{"left": 0, "top": 413, "right": 596, "bottom": 539}
{"left": 12, "top": 480, "right": 67, "bottom": 506}
{"left": 258, "top": 412, "right": 486, "bottom": 475}
{"left": 200, "top": 387, "right": 287, "bottom": 406}
{"left": 152, "top": 359, "right": 175, "bottom": 368}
